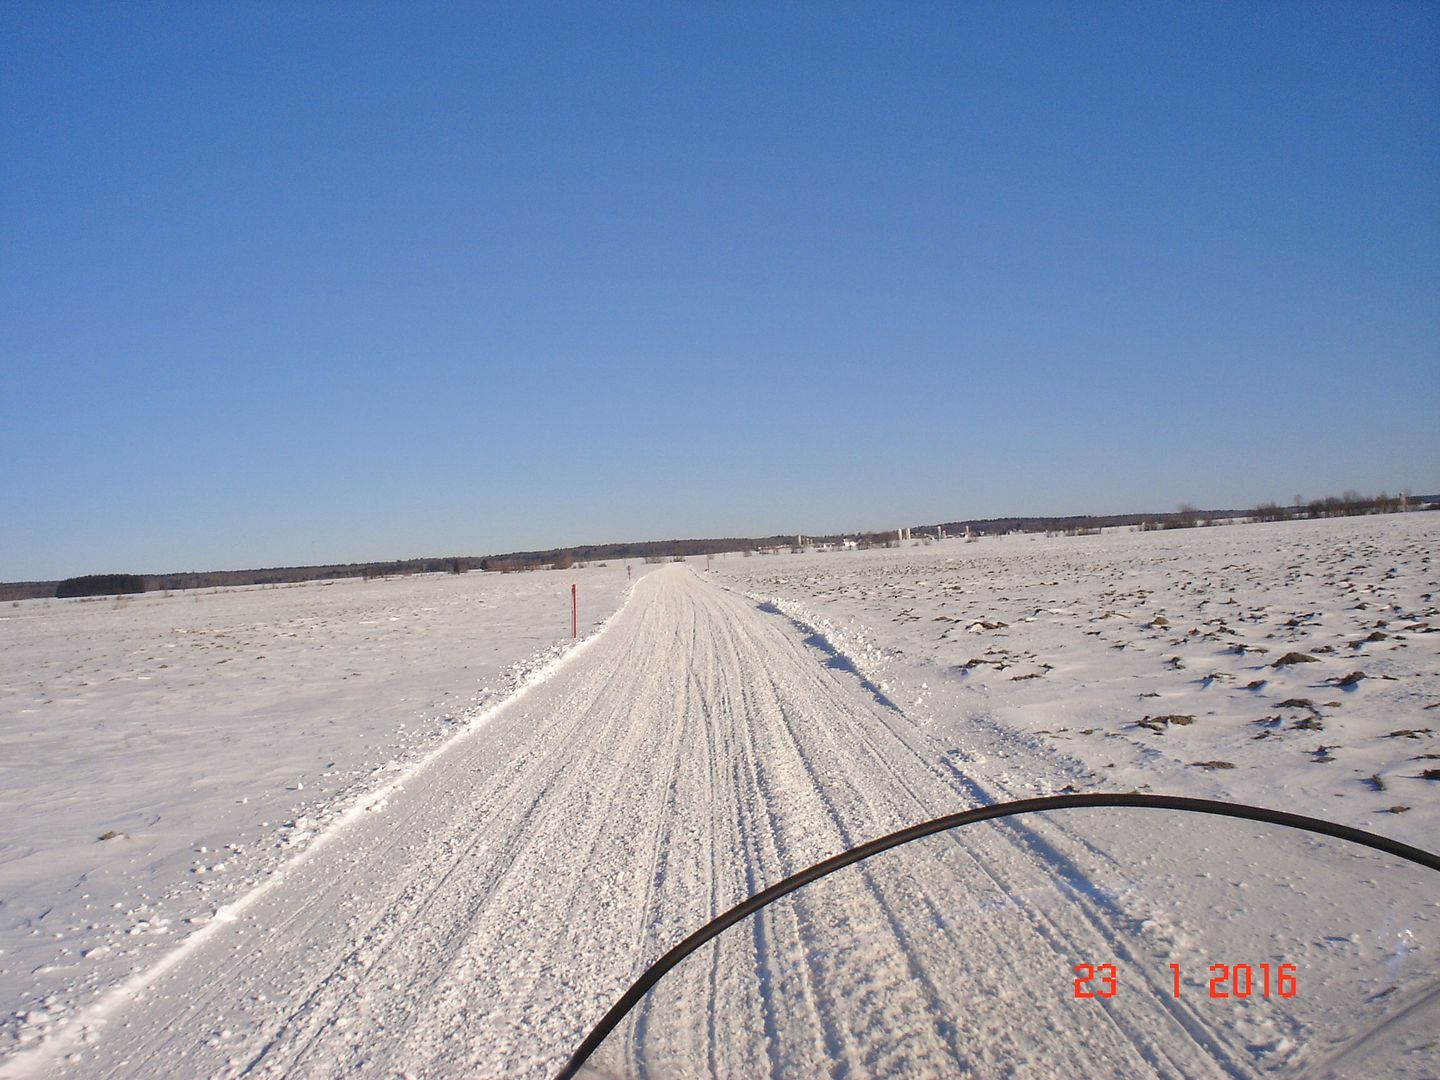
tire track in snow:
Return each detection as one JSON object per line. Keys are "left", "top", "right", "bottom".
{"left": 732, "top": 584, "right": 1260, "bottom": 1074}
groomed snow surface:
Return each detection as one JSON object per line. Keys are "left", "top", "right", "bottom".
{"left": 1, "top": 514, "right": 1437, "bottom": 1078}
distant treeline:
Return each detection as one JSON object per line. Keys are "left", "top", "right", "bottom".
{"left": 54, "top": 573, "right": 147, "bottom": 598}
{"left": 932, "top": 490, "right": 1433, "bottom": 538}
{"left": 0, "top": 557, "right": 480, "bottom": 602}
{"left": 476, "top": 536, "right": 795, "bottom": 573}
{"left": 0, "top": 542, "right": 791, "bottom": 601}
{"left": 3, "top": 491, "right": 1433, "bottom": 602}
{"left": 1248, "top": 491, "right": 1418, "bottom": 523}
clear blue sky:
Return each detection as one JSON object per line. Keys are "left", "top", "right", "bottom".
{"left": 4, "top": 2, "right": 1437, "bottom": 579}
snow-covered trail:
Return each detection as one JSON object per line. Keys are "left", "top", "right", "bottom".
{"left": 11, "top": 566, "right": 1392, "bottom": 1078}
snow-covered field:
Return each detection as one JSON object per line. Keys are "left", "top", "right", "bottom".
{"left": 0, "top": 564, "right": 644, "bottom": 1064}
{"left": 1, "top": 514, "right": 1436, "bottom": 1078}
{"left": 713, "top": 513, "right": 1440, "bottom": 849}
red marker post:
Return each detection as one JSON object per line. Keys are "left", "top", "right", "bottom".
{"left": 571, "top": 583, "right": 577, "bottom": 639}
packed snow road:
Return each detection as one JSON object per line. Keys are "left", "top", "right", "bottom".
{"left": 9, "top": 566, "right": 1420, "bottom": 1078}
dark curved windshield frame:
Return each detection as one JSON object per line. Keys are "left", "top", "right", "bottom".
{"left": 557, "top": 791, "right": 1440, "bottom": 1079}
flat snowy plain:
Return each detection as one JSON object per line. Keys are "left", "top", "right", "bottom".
{"left": 0, "top": 514, "right": 1435, "bottom": 1077}
{"left": 714, "top": 513, "right": 1440, "bottom": 848}
{"left": 0, "top": 564, "right": 645, "bottom": 1070}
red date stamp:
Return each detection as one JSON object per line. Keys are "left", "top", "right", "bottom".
{"left": 1073, "top": 962, "right": 1297, "bottom": 999}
